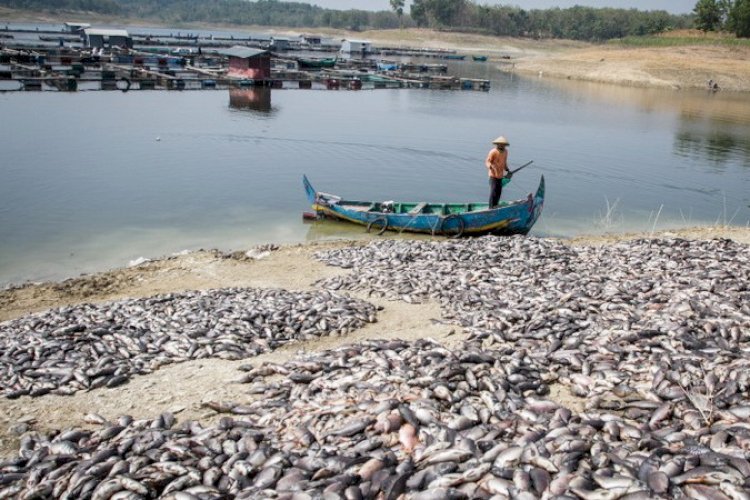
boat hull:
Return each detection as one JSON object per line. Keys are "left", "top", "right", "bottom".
{"left": 297, "top": 58, "right": 337, "bottom": 69}
{"left": 303, "top": 175, "right": 545, "bottom": 237}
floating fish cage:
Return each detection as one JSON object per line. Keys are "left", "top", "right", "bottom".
{"left": 0, "top": 45, "right": 490, "bottom": 92}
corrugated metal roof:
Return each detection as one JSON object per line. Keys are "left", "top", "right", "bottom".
{"left": 218, "top": 46, "right": 269, "bottom": 59}
{"left": 84, "top": 28, "right": 130, "bottom": 37}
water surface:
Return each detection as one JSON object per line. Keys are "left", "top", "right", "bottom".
{"left": 1, "top": 64, "right": 749, "bottom": 285}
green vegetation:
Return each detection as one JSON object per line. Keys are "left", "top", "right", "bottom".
{"left": 693, "top": 0, "right": 750, "bottom": 37}
{"left": 0, "top": 0, "right": 405, "bottom": 30}
{"left": 0, "top": 0, "right": 699, "bottom": 41}
{"left": 2, "top": 0, "right": 122, "bottom": 15}
{"left": 390, "top": 0, "right": 405, "bottom": 20}
{"left": 612, "top": 33, "right": 750, "bottom": 47}
{"left": 409, "top": 1, "right": 692, "bottom": 40}
{"left": 694, "top": 0, "right": 727, "bottom": 31}
{"left": 728, "top": 0, "right": 750, "bottom": 36}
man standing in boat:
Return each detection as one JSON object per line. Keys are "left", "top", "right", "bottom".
{"left": 485, "top": 136, "right": 511, "bottom": 208}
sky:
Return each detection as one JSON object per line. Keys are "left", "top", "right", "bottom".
{"left": 300, "top": 0, "right": 696, "bottom": 14}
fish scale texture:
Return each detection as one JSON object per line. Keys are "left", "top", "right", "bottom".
{"left": 2, "top": 236, "right": 750, "bottom": 498}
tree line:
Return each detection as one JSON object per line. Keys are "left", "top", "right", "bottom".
{"left": 693, "top": 0, "right": 750, "bottom": 37}
{"left": 409, "top": 1, "right": 690, "bottom": 40}
{"left": 2, "top": 0, "right": 728, "bottom": 42}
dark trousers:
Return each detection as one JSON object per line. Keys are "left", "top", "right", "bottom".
{"left": 489, "top": 177, "right": 503, "bottom": 208}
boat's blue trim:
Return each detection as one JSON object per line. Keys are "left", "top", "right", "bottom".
{"left": 303, "top": 175, "right": 545, "bottom": 236}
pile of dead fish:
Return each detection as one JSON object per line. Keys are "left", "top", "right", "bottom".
{"left": 0, "top": 288, "right": 377, "bottom": 399}
{"left": 2, "top": 235, "right": 750, "bottom": 499}
{"left": 316, "top": 236, "right": 750, "bottom": 402}
{"left": 4, "top": 336, "right": 750, "bottom": 499}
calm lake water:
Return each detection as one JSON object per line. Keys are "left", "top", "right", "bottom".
{"left": 1, "top": 62, "right": 749, "bottom": 286}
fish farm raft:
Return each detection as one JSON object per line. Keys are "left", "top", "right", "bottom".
{"left": 0, "top": 26, "right": 493, "bottom": 92}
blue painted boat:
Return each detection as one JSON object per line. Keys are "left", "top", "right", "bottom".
{"left": 377, "top": 61, "right": 399, "bottom": 71}
{"left": 303, "top": 175, "right": 545, "bottom": 237}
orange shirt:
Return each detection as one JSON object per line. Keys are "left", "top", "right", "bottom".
{"left": 485, "top": 148, "right": 508, "bottom": 179}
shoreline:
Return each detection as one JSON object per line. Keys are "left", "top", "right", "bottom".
{"left": 2, "top": 225, "right": 750, "bottom": 324}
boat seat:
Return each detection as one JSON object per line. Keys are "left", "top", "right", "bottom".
{"left": 409, "top": 202, "right": 428, "bottom": 215}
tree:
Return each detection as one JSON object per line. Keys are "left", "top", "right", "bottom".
{"left": 694, "top": 0, "right": 724, "bottom": 31}
{"left": 411, "top": 0, "right": 428, "bottom": 27}
{"left": 429, "top": 0, "right": 467, "bottom": 27}
{"left": 407, "top": 0, "right": 467, "bottom": 28}
{"left": 390, "top": 0, "right": 405, "bottom": 27}
{"left": 728, "top": 0, "right": 750, "bottom": 36}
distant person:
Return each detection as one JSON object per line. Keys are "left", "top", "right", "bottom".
{"left": 485, "top": 136, "right": 510, "bottom": 208}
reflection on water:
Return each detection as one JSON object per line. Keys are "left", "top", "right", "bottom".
{"left": 675, "top": 127, "right": 750, "bottom": 168}
{"left": 674, "top": 111, "right": 750, "bottom": 169}
{"left": 303, "top": 217, "right": 437, "bottom": 243}
{"left": 537, "top": 78, "right": 750, "bottom": 168}
{"left": 541, "top": 78, "right": 750, "bottom": 124}
{"left": 229, "top": 87, "right": 273, "bottom": 114}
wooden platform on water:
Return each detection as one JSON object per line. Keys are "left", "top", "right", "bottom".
{"left": 0, "top": 46, "right": 490, "bottom": 92}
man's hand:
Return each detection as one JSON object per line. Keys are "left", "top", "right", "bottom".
{"left": 505, "top": 170, "right": 513, "bottom": 179}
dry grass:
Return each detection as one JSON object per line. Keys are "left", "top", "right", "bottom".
{"left": 615, "top": 28, "right": 750, "bottom": 47}
{"left": 511, "top": 43, "right": 750, "bottom": 91}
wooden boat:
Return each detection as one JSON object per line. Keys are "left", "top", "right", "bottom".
{"left": 444, "top": 54, "right": 466, "bottom": 60}
{"left": 472, "top": 55, "right": 488, "bottom": 62}
{"left": 303, "top": 175, "right": 545, "bottom": 237}
{"left": 297, "top": 57, "right": 337, "bottom": 69}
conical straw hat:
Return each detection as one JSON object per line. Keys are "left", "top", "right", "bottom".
{"left": 492, "top": 136, "right": 509, "bottom": 145}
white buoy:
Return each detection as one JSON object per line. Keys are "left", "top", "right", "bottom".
{"left": 156, "top": 137, "right": 161, "bottom": 141}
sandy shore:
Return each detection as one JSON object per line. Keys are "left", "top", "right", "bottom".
{"left": 1, "top": 225, "right": 749, "bottom": 459}
{"left": 508, "top": 44, "right": 750, "bottom": 92}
